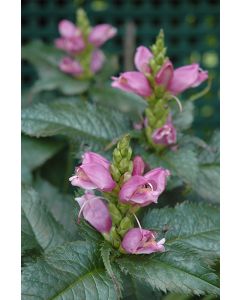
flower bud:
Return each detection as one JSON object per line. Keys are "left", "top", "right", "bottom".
{"left": 118, "top": 216, "right": 133, "bottom": 237}
{"left": 75, "top": 192, "right": 112, "bottom": 233}
{"left": 59, "top": 57, "right": 83, "bottom": 75}
{"left": 132, "top": 156, "right": 145, "bottom": 176}
{"left": 134, "top": 46, "right": 153, "bottom": 74}
{"left": 108, "top": 203, "right": 122, "bottom": 225}
{"left": 152, "top": 116, "right": 177, "bottom": 146}
{"left": 90, "top": 49, "right": 105, "bottom": 73}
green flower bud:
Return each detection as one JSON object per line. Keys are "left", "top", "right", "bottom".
{"left": 118, "top": 216, "right": 133, "bottom": 237}
{"left": 113, "top": 148, "right": 122, "bottom": 163}
{"left": 110, "top": 164, "right": 121, "bottom": 182}
{"left": 109, "top": 226, "right": 121, "bottom": 248}
{"left": 108, "top": 203, "right": 122, "bottom": 225}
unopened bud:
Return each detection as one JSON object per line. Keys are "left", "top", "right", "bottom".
{"left": 108, "top": 203, "right": 122, "bottom": 225}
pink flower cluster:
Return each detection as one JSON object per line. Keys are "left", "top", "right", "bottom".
{"left": 112, "top": 46, "right": 208, "bottom": 147}
{"left": 55, "top": 20, "right": 117, "bottom": 76}
{"left": 69, "top": 152, "right": 170, "bottom": 254}
{"left": 112, "top": 46, "right": 208, "bottom": 98}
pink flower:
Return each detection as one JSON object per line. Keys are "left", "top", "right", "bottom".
{"left": 122, "top": 228, "right": 165, "bottom": 254}
{"left": 132, "top": 156, "right": 145, "bottom": 176}
{"left": 111, "top": 72, "right": 152, "bottom": 97}
{"left": 69, "top": 152, "right": 116, "bottom": 192}
{"left": 134, "top": 46, "right": 153, "bottom": 74}
{"left": 89, "top": 24, "right": 117, "bottom": 47}
{"left": 119, "top": 167, "right": 170, "bottom": 207}
{"left": 156, "top": 60, "right": 208, "bottom": 95}
{"left": 90, "top": 49, "right": 105, "bottom": 73}
{"left": 59, "top": 57, "right": 83, "bottom": 75}
{"left": 152, "top": 116, "right": 177, "bottom": 146}
{"left": 76, "top": 192, "right": 112, "bottom": 233}
{"left": 55, "top": 20, "right": 85, "bottom": 54}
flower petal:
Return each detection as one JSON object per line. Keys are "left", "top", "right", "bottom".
{"left": 155, "top": 60, "right": 174, "bottom": 88}
{"left": 89, "top": 24, "right": 117, "bottom": 47}
{"left": 111, "top": 71, "right": 152, "bottom": 97}
{"left": 134, "top": 46, "right": 153, "bottom": 73}
{"left": 169, "top": 63, "right": 208, "bottom": 95}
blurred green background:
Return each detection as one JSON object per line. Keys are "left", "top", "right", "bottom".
{"left": 22, "top": 0, "right": 219, "bottom": 137}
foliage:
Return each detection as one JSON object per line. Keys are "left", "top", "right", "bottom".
{"left": 21, "top": 14, "right": 219, "bottom": 299}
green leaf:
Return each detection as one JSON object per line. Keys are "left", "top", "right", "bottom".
{"left": 172, "top": 101, "right": 194, "bottom": 131}
{"left": 162, "top": 294, "right": 192, "bottom": 300}
{"left": 22, "top": 135, "right": 63, "bottom": 183}
{"left": 117, "top": 202, "right": 219, "bottom": 296}
{"left": 21, "top": 241, "right": 118, "bottom": 300}
{"left": 142, "top": 202, "right": 219, "bottom": 259}
{"left": 138, "top": 146, "right": 199, "bottom": 186}
{"left": 122, "top": 275, "right": 162, "bottom": 300}
{"left": 22, "top": 184, "right": 71, "bottom": 252}
{"left": 101, "top": 241, "right": 123, "bottom": 299}
{"left": 34, "top": 179, "right": 78, "bottom": 235}
{"left": 91, "top": 86, "right": 147, "bottom": 121}
{"left": 193, "top": 131, "right": 220, "bottom": 203}
{"left": 21, "top": 98, "right": 130, "bottom": 145}
{"left": 22, "top": 41, "right": 90, "bottom": 95}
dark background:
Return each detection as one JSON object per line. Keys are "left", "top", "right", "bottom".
{"left": 22, "top": 0, "right": 219, "bottom": 137}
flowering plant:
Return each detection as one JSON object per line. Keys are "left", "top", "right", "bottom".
{"left": 21, "top": 9, "right": 219, "bottom": 300}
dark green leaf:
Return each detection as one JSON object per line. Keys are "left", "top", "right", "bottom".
{"left": 34, "top": 179, "right": 78, "bottom": 235}
{"left": 91, "top": 86, "right": 147, "bottom": 121}
{"left": 21, "top": 98, "right": 130, "bottom": 146}
{"left": 22, "top": 135, "right": 63, "bottom": 174}
{"left": 117, "top": 202, "right": 219, "bottom": 296}
{"left": 22, "top": 184, "right": 71, "bottom": 252}
{"left": 172, "top": 101, "right": 194, "bottom": 131}
{"left": 142, "top": 202, "right": 219, "bottom": 259}
{"left": 21, "top": 241, "right": 118, "bottom": 300}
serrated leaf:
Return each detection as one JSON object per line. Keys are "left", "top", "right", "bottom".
{"left": 101, "top": 241, "right": 123, "bottom": 299}
{"left": 22, "top": 135, "right": 63, "bottom": 181}
{"left": 193, "top": 131, "right": 220, "bottom": 203}
{"left": 21, "top": 184, "right": 71, "bottom": 252}
{"left": 138, "top": 146, "right": 199, "bottom": 186}
{"left": 21, "top": 98, "right": 130, "bottom": 145}
{"left": 172, "top": 101, "right": 194, "bottom": 131}
{"left": 22, "top": 41, "right": 90, "bottom": 95}
{"left": 34, "top": 179, "right": 78, "bottom": 235}
{"left": 117, "top": 202, "right": 219, "bottom": 296}
{"left": 142, "top": 202, "right": 219, "bottom": 259}
{"left": 21, "top": 241, "right": 118, "bottom": 300}
{"left": 91, "top": 86, "right": 147, "bottom": 121}
{"left": 122, "top": 275, "right": 162, "bottom": 300}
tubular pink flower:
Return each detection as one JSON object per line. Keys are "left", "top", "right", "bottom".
{"left": 132, "top": 156, "right": 145, "bottom": 176}
{"left": 134, "top": 46, "right": 153, "bottom": 74}
{"left": 69, "top": 152, "right": 116, "bottom": 192}
{"left": 90, "top": 49, "right": 105, "bottom": 73}
{"left": 121, "top": 228, "right": 165, "bottom": 254}
{"left": 156, "top": 61, "right": 208, "bottom": 95}
{"left": 111, "top": 71, "right": 152, "bottom": 97}
{"left": 58, "top": 20, "right": 80, "bottom": 38}
{"left": 59, "top": 57, "right": 83, "bottom": 75}
{"left": 152, "top": 116, "right": 177, "bottom": 146}
{"left": 119, "top": 167, "right": 170, "bottom": 207}
{"left": 55, "top": 20, "right": 85, "bottom": 54}
{"left": 76, "top": 192, "right": 112, "bottom": 233}
{"left": 169, "top": 63, "right": 208, "bottom": 95}
{"left": 89, "top": 24, "right": 117, "bottom": 47}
